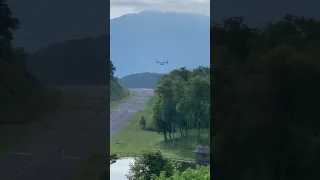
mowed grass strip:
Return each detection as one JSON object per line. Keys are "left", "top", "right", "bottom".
{"left": 110, "top": 95, "right": 208, "bottom": 160}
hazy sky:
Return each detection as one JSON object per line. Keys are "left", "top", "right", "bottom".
{"left": 110, "top": 0, "right": 210, "bottom": 19}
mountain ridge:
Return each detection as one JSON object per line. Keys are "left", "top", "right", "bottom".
{"left": 26, "top": 35, "right": 109, "bottom": 85}
{"left": 118, "top": 72, "right": 163, "bottom": 89}
{"left": 110, "top": 11, "right": 210, "bottom": 77}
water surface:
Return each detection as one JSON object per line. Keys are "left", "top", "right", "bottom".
{"left": 110, "top": 158, "right": 135, "bottom": 180}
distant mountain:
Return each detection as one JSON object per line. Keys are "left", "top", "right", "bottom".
{"left": 8, "top": 0, "right": 108, "bottom": 53}
{"left": 118, "top": 72, "right": 163, "bottom": 89}
{"left": 26, "top": 35, "right": 109, "bottom": 85}
{"left": 110, "top": 11, "right": 210, "bottom": 78}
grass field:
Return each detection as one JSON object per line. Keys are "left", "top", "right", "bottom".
{"left": 110, "top": 79, "right": 129, "bottom": 101}
{"left": 110, "top": 90, "right": 134, "bottom": 110}
{"left": 0, "top": 88, "right": 84, "bottom": 159}
{"left": 110, "top": 95, "right": 210, "bottom": 160}
{"left": 110, "top": 79, "right": 132, "bottom": 111}
{"left": 72, "top": 92, "right": 210, "bottom": 180}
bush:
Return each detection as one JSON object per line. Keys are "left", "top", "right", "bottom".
{"left": 152, "top": 165, "right": 210, "bottom": 180}
{"left": 140, "top": 116, "right": 146, "bottom": 129}
{"left": 126, "top": 146, "right": 177, "bottom": 180}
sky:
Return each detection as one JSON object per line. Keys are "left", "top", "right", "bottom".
{"left": 110, "top": 0, "right": 210, "bottom": 19}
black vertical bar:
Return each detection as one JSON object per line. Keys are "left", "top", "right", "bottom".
{"left": 0, "top": 0, "right": 111, "bottom": 179}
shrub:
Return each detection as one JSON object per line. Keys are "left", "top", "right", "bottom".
{"left": 140, "top": 116, "right": 146, "bottom": 129}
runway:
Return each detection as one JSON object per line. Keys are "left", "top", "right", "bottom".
{"left": 110, "top": 88, "right": 154, "bottom": 139}
{"left": 0, "top": 86, "right": 153, "bottom": 180}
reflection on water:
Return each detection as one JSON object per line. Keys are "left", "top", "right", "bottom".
{"left": 110, "top": 158, "right": 135, "bottom": 180}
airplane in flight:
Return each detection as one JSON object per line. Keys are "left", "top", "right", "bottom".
{"left": 156, "top": 59, "right": 169, "bottom": 65}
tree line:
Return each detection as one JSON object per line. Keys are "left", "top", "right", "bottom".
{"left": 0, "top": 0, "right": 20, "bottom": 61}
{"left": 150, "top": 67, "right": 210, "bottom": 148}
{"left": 0, "top": 0, "right": 41, "bottom": 110}
{"left": 212, "top": 15, "right": 320, "bottom": 180}
{"left": 0, "top": 0, "right": 28, "bottom": 67}
{"left": 110, "top": 60, "right": 116, "bottom": 80}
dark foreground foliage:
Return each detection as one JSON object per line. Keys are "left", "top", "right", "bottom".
{"left": 212, "top": 15, "right": 320, "bottom": 180}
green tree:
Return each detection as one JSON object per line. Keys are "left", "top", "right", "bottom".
{"left": 156, "top": 77, "right": 176, "bottom": 140}
{"left": 187, "top": 75, "right": 210, "bottom": 146}
{"left": 110, "top": 60, "right": 116, "bottom": 79}
{"left": 126, "top": 146, "right": 176, "bottom": 180}
{"left": 153, "top": 66, "right": 210, "bottom": 148}
{"left": 0, "top": 0, "right": 20, "bottom": 60}
{"left": 212, "top": 15, "right": 320, "bottom": 180}
{"left": 152, "top": 165, "right": 210, "bottom": 180}
{"left": 140, "top": 116, "right": 146, "bottom": 129}
{"left": 168, "top": 67, "right": 189, "bottom": 81}
{"left": 153, "top": 101, "right": 168, "bottom": 140}
{"left": 172, "top": 76, "right": 187, "bottom": 138}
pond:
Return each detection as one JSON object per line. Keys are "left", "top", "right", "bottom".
{"left": 110, "top": 158, "right": 135, "bottom": 180}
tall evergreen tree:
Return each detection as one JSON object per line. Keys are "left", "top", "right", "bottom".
{"left": 0, "top": 0, "right": 20, "bottom": 61}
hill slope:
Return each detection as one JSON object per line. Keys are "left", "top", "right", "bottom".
{"left": 0, "top": 57, "right": 65, "bottom": 124}
{"left": 26, "top": 34, "right": 128, "bottom": 101}
{"left": 110, "top": 11, "right": 210, "bottom": 77}
{"left": 118, "top": 72, "right": 162, "bottom": 89}
{"left": 110, "top": 79, "right": 129, "bottom": 101}
{"left": 26, "top": 35, "right": 109, "bottom": 85}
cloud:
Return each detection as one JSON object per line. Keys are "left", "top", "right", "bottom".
{"left": 110, "top": 0, "right": 210, "bottom": 19}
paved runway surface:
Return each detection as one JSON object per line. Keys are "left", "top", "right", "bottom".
{"left": 0, "top": 86, "right": 153, "bottom": 180}
{"left": 110, "top": 88, "right": 154, "bottom": 139}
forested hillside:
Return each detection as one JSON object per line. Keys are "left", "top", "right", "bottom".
{"left": 212, "top": 15, "right": 320, "bottom": 180}
{"left": 26, "top": 35, "right": 109, "bottom": 85}
{"left": 0, "top": 1, "right": 62, "bottom": 123}
{"left": 118, "top": 72, "right": 162, "bottom": 89}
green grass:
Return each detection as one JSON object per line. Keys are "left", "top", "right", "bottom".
{"left": 110, "top": 79, "right": 132, "bottom": 111}
{"left": 109, "top": 95, "right": 210, "bottom": 160}
{"left": 71, "top": 93, "right": 210, "bottom": 180}
{"left": 110, "top": 90, "right": 134, "bottom": 111}
{"left": 0, "top": 88, "right": 84, "bottom": 159}
{"left": 110, "top": 79, "right": 129, "bottom": 101}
